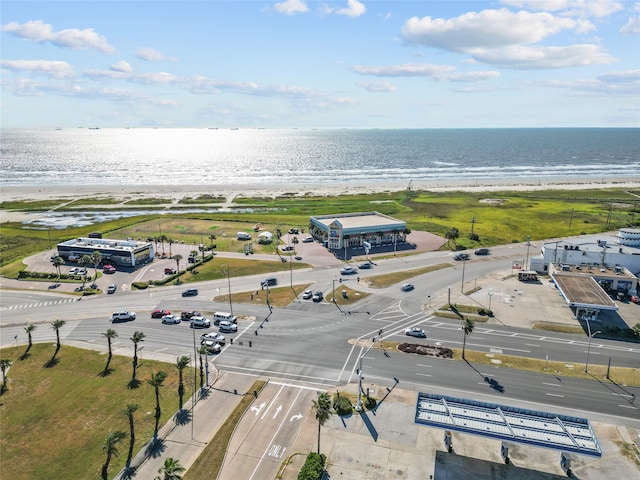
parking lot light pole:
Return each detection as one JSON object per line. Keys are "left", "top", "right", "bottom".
{"left": 355, "top": 331, "right": 382, "bottom": 412}
{"left": 461, "top": 259, "right": 467, "bottom": 293}
{"left": 225, "top": 264, "right": 233, "bottom": 316}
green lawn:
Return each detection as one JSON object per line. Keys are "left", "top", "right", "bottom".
{"left": 0, "top": 343, "right": 192, "bottom": 480}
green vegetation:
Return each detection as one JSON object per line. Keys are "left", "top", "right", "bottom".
{"left": 296, "top": 452, "right": 326, "bottom": 480}
{"left": 178, "top": 194, "right": 225, "bottom": 204}
{"left": 184, "top": 380, "right": 266, "bottom": 480}
{"left": 365, "top": 263, "right": 451, "bottom": 289}
{"left": 0, "top": 344, "right": 191, "bottom": 480}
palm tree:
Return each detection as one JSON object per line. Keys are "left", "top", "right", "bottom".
{"left": 173, "top": 254, "right": 183, "bottom": 284}
{"left": 175, "top": 355, "right": 190, "bottom": 409}
{"left": 208, "top": 233, "right": 216, "bottom": 248}
{"left": 123, "top": 403, "right": 138, "bottom": 467}
{"left": 79, "top": 254, "right": 92, "bottom": 289}
{"left": 101, "top": 430, "right": 126, "bottom": 480}
{"left": 148, "top": 371, "right": 168, "bottom": 436}
{"left": 50, "top": 319, "right": 66, "bottom": 351}
{"left": 0, "top": 359, "right": 13, "bottom": 393}
{"left": 155, "top": 457, "right": 185, "bottom": 480}
{"left": 159, "top": 234, "right": 168, "bottom": 256}
{"left": 461, "top": 317, "right": 475, "bottom": 360}
{"left": 52, "top": 255, "right": 64, "bottom": 279}
{"left": 168, "top": 238, "right": 175, "bottom": 258}
{"left": 102, "top": 329, "right": 118, "bottom": 372}
{"left": 445, "top": 227, "right": 460, "bottom": 248}
{"left": 24, "top": 324, "right": 37, "bottom": 348}
{"left": 130, "top": 331, "right": 146, "bottom": 381}
{"left": 312, "top": 392, "right": 332, "bottom": 454}
{"left": 197, "top": 345, "right": 207, "bottom": 389}
{"left": 90, "top": 250, "right": 102, "bottom": 281}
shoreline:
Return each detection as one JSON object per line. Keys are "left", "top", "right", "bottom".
{"left": 2, "top": 176, "right": 640, "bottom": 203}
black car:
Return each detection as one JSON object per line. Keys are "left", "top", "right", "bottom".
{"left": 454, "top": 253, "right": 469, "bottom": 261}
{"left": 358, "top": 262, "right": 372, "bottom": 269}
{"left": 182, "top": 288, "right": 198, "bottom": 297}
{"left": 312, "top": 291, "right": 323, "bottom": 302}
{"left": 475, "top": 248, "right": 489, "bottom": 256}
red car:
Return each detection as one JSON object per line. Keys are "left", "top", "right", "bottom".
{"left": 103, "top": 264, "right": 116, "bottom": 274}
{"left": 631, "top": 295, "right": 640, "bottom": 304}
{"left": 165, "top": 268, "right": 176, "bottom": 275}
{"left": 151, "top": 309, "right": 171, "bottom": 318}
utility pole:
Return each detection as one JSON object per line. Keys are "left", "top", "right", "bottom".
{"left": 355, "top": 330, "right": 383, "bottom": 412}
{"left": 461, "top": 259, "right": 467, "bottom": 294}
{"left": 226, "top": 264, "right": 233, "bottom": 316}
{"left": 525, "top": 236, "right": 531, "bottom": 270}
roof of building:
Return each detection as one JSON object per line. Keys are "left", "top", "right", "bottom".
{"left": 415, "top": 393, "right": 601, "bottom": 457}
{"left": 310, "top": 211, "right": 405, "bottom": 230}
{"left": 551, "top": 273, "right": 618, "bottom": 311}
{"left": 58, "top": 237, "right": 150, "bottom": 252}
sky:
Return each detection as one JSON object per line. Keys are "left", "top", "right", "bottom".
{"left": 1, "top": 0, "right": 639, "bottom": 128}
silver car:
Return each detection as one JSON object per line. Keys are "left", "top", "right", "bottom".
{"left": 161, "top": 314, "right": 181, "bottom": 324}
{"left": 405, "top": 327, "right": 426, "bottom": 338}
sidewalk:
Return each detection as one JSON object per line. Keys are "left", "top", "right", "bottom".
{"left": 112, "top": 369, "right": 257, "bottom": 479}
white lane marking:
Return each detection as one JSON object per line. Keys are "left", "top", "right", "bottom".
{"left": 545, "top": 393, "right": 565, "bottom": 398}
{"left": 543, "top": 383, "right": 562, "bottom": 387}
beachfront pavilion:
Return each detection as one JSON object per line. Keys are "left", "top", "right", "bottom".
{"left": 309, "top": 212, "right": 408, "bottom": 258}
{"left": 56, "top": 237, "right": 154, "bottom": 268}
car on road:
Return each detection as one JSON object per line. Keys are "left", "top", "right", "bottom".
{"left": 405, "top": 327, "right": 426, "bottom": 338}
{"left": 182, "top": 288, "right": 198, "bottom": 297}
{"left": 201, "top": 332, "right": 226, "bottom": 345}
{"left": 280, "top": 245, "right": 294, "bottom": 251}
{"left": 312, "top": 291, "right": 324, "bottom": 302}
{"left": 302, "top": 236, "right": 313, "bottom": 243}
{"left": 181, "top": 311, "right": 201, "bottom": 320}
{"left": 475, "top": 248, "right": 490, "bottom": 256}
{"left": 107, "top": 284, "right": 117, "bottom": 294}
{"left": 302, "top": 289, "right": 313, "bottom": 299}
{"left": 401, "top": 283, "right": 415, "bottom": 292}
{"left": 202, "top": 340, "right": 221, "bottom": 354}
{"left": 218, "top": 320, "right": 237, "bottom": 332}
{"left": 358, "top": 262, "right": 372, "bottom": 269}
{"left": 161, "top": 314, "right": 181, "bottom": 324}
{"left": 453, "top": 253, "right": 469, "bottom": 261}
{"left": 165, "top": 268, "right": 176, "bottom": 275}
{"left": 103, "top": 264, "right": 116, "bottom": 273}
{"left": 340, "top": 266, "right": 357, "bottom": 275}
{"left": 151, "top": 309, "right": 171, "bottom": 318}
{"left": 190, "top": 316, "right": 210, "bottom": 328}
{"left": 631, "top": 295, "right": 640, "bottom": 304}
{"left": 112, "top": 311, "right": 136, "bottom": 322}
{"left": 261, "top": 277, "right": 277, "bottom": 287}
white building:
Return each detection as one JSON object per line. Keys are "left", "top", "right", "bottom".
{"left": 529, "top": 228, "right": 640, "bottom": 277}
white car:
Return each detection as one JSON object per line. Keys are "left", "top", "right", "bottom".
{"left": 218, "top": 320, "right": 237, "bottom": 332}
{"left": 190, "top": 316, "right": 211, "bottom": 328}
{"left": 302, "top": 236, "right": 313, "bottom": 243}
{"left": 161, "top": 314, "right": 181, "bottom": 324}
{"left": 302, "top": 289, "right": 313, "bottom": 299}
{"left": 340, "top": 266, "right": 357, "bottom": 275}
{"left": 69, "top": 267, "right": 79, "bottom": 274}
{"left": 112, "top": 311, "right": 136, "bottom": 322}
{"left": 202, "top": 340, "right": 221, "bottom": 354}
{"left": 405, "top": 327, "right": 426, "bottom": 338}
{"left": 200, "top": 332, "right": 226, "bottom": 345}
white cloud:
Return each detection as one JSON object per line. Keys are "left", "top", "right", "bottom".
{"left": 336, "top": 0, "right": 366, "bottom": 18}
{"left": 352, "top": 63, "right": 455, "bottom": 77}
{"left": 1, "top": 59, "right": 75, "bottom": 79}
{"left": 440, "top": 71, "right": 501, "bottom": 82}
{"left": 597, "top": 70, "right": 640, "bottom": 83}
{"left": 620, "top": 16, "right": 640, "bottom": 34}
{"left": 500, "top": 0, "right": 623, "bottom": 18}
{"left": 357, "top": 80, "right": 397, "bottom": 92}
{"left": 110, "top": 61, "right": 132, "bottom": 73}
{"left": 401, "top": 9, "right": 580, "bottom": 51}
{"left": 136, "top": 47, "right": 176, "bottom": 61}
{"left": 474, "top": 44, "right": 616, "bottom": 69}
{"left": 84, "top": 68, "right": 178, "bottom": 85}
{"left": 1, "top": 20, "right": 116, "bottom": 54}
{"left": 273, "top": 0, "right": 308, "bottom": 14}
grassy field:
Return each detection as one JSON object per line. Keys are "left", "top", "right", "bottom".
{"left": 2, "top": 187, "right": 638, "bottom": 270}
{"left": 0, "top": 343, "right": 193, "bottom": 480}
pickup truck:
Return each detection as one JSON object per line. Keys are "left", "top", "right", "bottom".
{"left": 112, "top": 311, "right": 136, "bottom": 322}
{"left": 190, "top": 316, "right": 211, "bottom": 328}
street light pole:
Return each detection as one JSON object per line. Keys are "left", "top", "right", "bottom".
{"left": 461, "top": 259, "right": 467, "bottom": 293}
{"left": 226, "top": 264, "right": 233, "bottom": 316}
{"left": 525, "top": 236, "right": 531, "bottom": 270}
{"left": 355, "top": 331, "right": 382, "bottom": 412}
{"left": 584, "top": 318, "right": 601, "bottom": 373}
{"left": 488, "top": 292, "right": 493, "bottom": 311}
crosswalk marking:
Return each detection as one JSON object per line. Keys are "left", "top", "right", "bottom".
{"left": 3, "top": 298, "right": 76, "bottom": 310}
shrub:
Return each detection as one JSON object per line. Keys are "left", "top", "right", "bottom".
{"left": 297, "top": 452, "right": 325, "bottom": 480}
{"left": 131, "top": 281, "right": 148, "bottom": 290}
{"left": 333, "top": 393, "right": 352, "bottom": 416}
{"left": 364, "top": 396, "right": 377, "bottom": 410}
{"left": 468, "top": 233, "right": 479, "bottom": 241}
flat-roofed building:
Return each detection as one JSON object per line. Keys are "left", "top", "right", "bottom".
{"left": 309, "top": 211, "right": 407, "bottom": 251}
{"left": 56, "top": 237, "right": 154, "bottom": 268}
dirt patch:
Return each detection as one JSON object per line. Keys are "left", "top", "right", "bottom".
{"left": 398, "top": 343, "right": 453, "bottom": 358}
{"left": 479, "top": 198, "right": 506, "bottom": 206}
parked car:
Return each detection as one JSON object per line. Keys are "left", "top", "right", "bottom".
{"left": 453, "top": 253, "right": 469, "bottom": 261}
{"left": 358, "top": 262, "right": 372, "bottom": 269}
{"left": 631, "top": 295, "right": 640, "bottom": 304}
{"left": 202, "top": 340, "right": 221, "bottom": 354}
{"left": 340, "top": 266, "right": 357, "bottom": 275}
{"left": 302, "top": 289, "right": 313, "bottom": 299}
{"left": 107, "top": 284, "right": 117, "bottom": 294}
{"left": 201, "top": 332, "right": 226, "bottom": 345}
{"left": 112, "top": 311, "right": 136, "bottom": 322}
{"left": 103, "top": 264, "right": 116, "bottom": 273}
{"left": 181, "top": 311, "right": 201, "bottom": 320}
{"left": 69, "top": 267, "right": 79, "bottom": 274}
{"left": 161, "top": 314, "right": 181, "bottom": 324}
{"left": 190, "top": 316, "right": 210, "bottom": 328}
{"left": 182, "top": 288, "right": 198, "bottom": 297}
{"left": 188, "top": 256, "right": 197, "bottom": 263}
{"left": 165, "top": 268, "right": 176, "bottom": 275}
{"left": 312, "top": 291, "right": 324, "bottom": 302}
{"left": 401, "top": 283, "right": 415, "bottom": 292}
{"left": 475, "top": 248, "right": 490, "bottom": 256}
{"left": 405, "top": 327, "right": 426, "bottom": 338}
{"left": 77, "top": 268, "right": 87, "bottom": 275}
{"left": 218, "top": 320, "right": 238, "bottom": 332}
{"left": 151, "top": 309, "right": 171, "bottom": 318}
{"left": 281, "top": 245, "right": 294, "bottom": 251}
{"left": 302, "top": 236, "right": 314, "bottom": 243}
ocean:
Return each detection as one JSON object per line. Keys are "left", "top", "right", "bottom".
{"left": 1, "top": 128, "right": 638, "bottom": 187}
